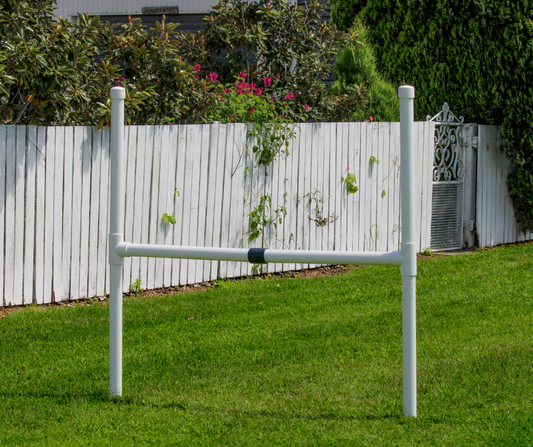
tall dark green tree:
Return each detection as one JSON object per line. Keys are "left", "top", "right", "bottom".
{"left": 331, "top": 20, "right": 399, "bottom": 122}
{"left": 329, "top": 0, "right": 533, "bottom": 232}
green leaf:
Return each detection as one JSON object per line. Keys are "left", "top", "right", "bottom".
{"left": 162, "top": 212, "right": 176, "bottom": 224}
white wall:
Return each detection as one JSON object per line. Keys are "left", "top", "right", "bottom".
{"left": 476, "top": 125, "right": 533, "bottom": 247}
{"left": 0, "top": 121, "right": 434, "bottom": 306}
{"left": 54, "top": 0, "right": 236, "bottom": 20}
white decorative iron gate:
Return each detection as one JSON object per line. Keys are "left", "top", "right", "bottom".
{"left": 427, "top": 103, "right": 465, "bottom": 250}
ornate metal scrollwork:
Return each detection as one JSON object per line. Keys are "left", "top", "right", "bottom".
{"left": 427, "top": 103, "right": 465, "bottom": 182}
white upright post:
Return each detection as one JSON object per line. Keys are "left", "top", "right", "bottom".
{"left": 399, "top": 85, "right": 417, "bottom": 417}
{"left": 109, "top": 87, "right": 126, "bottom": 396}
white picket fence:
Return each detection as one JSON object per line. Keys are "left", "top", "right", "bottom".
{"left": 476, "top": 125, "right": 533, "bottom": 246}
{"left": 0, "top": 122, "right": 436, "bottom": 306}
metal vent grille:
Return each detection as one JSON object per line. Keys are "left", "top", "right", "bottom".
{"left": 430, "top": 182, "right": 464, "bottom": 250}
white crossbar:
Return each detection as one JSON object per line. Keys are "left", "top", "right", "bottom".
{"left": 115, "top": 242, "right": 404, "bottom": 266}
{"left": 108, "top": 85, "right": 418, "bottom": 417}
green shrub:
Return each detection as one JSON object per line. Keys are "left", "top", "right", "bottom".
{"left": 332, "top": 21, "right": 399, "bottom": 122}
{"left": 330, "top": 0, "right": 533, "bottom": 232}
{"left": 208, "top": 72, "right": 299, "bottom": 165}
{"left": 0, "top": 0, "right": 217, "bottom": 126}
{"left": 330, "top": 0, "right": 366, "bottom": 32}
{"left": 0, "top": 0, "right": 369, "bottom": 126}
{"left": 507, "top": 165, "right": 533, "bottom": 232}
{"left": 175, "top": 0, "right": 368, "bottom": 123}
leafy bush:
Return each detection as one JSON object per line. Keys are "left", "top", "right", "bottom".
{"left": 507, "top": 165, "right": 533, "bottom": 232}
{"left": 0, "top": 0, "right": 216, "bottom": 126}
{"left": 332, "top": 21, "right": 398, "bottom": 122}
{"left": 0, "top": 1, "right": 97, "bottom": 125}
{"left": 329, "top": 0, "right": 533, "bottom": 232}
{"left": 175, "top": 0, "right": 368, "bottom": 123}
{"left": 208, "top": 72, "right": 302, "bottom": 165}
{"left": 330, "top": 0, "right": 365, "bottom": 33}
{"left": 1, "top": 0, "right": 369, "bottom": 127}
{"left": 96, "top": 17, "right": 218, "bottom": 127}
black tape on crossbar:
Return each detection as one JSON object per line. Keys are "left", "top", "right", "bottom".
{"left": 248, "top": 248, "right": 267, "bottom": 264}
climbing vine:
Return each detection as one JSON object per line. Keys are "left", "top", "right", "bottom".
{"left": 304, "top": 189, "right": 338, "bottom": 228}
{"left": 248, "top": 195, "right": 287, "bottom": 243}
{"left": 341, "top": 173, "right": 359, "bottom": 193}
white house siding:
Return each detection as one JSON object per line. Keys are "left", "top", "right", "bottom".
{"left": 55, "top": 0, "right": 312, "bottom": 22}
{"left": 54, "top": 0, "right": 238, "bottom": 20}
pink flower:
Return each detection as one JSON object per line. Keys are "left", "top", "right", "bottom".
{"left": 284, "top": 92, "right": 294, "bottom": 101}
{"left": 249, "top": 107, "right": 255, "bottom": 114}
{"left": 238, "top": 72, "right": 247, "bottom": 79}
{"left": 304, "top": 105, "right": 310, "bottom": 110}
{"left": 194, "top": 64, "right": 201, "bottom": 72}
{"left": 209, "top": 72, "right": 218, "bottom": 83}
{"left": 370, "top": 116, "right": 374, "bottom": 121}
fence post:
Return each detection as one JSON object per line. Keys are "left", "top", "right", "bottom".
{"left": 109, "top": 87, "right": 126, "bottom": 396}
{"left": 399, "top": 85, "right": 417, "bottom": 417}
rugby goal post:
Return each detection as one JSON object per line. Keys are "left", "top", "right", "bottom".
{"left": 108, "top": 85, "right": 418, "bottom": 417}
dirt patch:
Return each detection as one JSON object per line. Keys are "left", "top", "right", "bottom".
{"left": 0, "top": 265, "right": 362, "bottom": 315}
{"left": 141, "top": 264, "right": 362, "bottom": 299}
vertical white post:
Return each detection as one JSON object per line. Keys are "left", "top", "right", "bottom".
{"left": 109, "top": 87, "right": 126, "bottom": 396}
{"left": 399, "top": 85, "right": 417, "bottom": 417}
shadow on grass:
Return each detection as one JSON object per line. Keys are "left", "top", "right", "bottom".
{"left": 0, "top": 389, "right": 136, "bottom": 406}
{"left": 0, "top": 386, "right": 402, "bottom": 423}
{"left": 153, "top": 400, "right": 399, "bottom": 422}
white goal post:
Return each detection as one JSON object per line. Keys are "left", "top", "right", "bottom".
{"left": 108, "top": 85, "right": 418, "bottom": 417}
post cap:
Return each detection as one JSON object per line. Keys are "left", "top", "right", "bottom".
{"left": 110, "top": 87, "right": 126, "bottom": 99}
{"left": 398, "top": 85, "right": 415, "bottom": 99}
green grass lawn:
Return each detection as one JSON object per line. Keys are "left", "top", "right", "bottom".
{"left": 1, "top": 243, "right": 532, "bottom": 446}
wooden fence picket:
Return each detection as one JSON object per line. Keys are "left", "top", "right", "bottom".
{"left": 196, "top": 124, "right": 211, "bottom": 283}
{"left": 172, "top": 125, "right": 187, "bottom": 286}
{"left": 79, "top": 127, "right": 92, "bottom": 299}
{"left": 163, "top": 126, "right": 178, "bottom": 288}
{"left": 43, "top": 128, "right": 56, "bottom": 304}
{"left": 23, "top": 127, "right": 37, "bottom": 304}
{"left": 89, "top": 128, "right": 104, "bottom": 298}
{"left": 122, "top": 126, "right": 136, "bottom": 293}
{"left": 154, "top": 126, "right": 168, "bottom": 289}
{"left": 14, "top": 126, "right": 26, "bottom": 305}
{"left": 61, "top": 127, "right": 74, "bottom": 301}
{"left": 71, "top": 127, "right": 84, "bottom": 300}
{"left": 34, "top": 127, "right": 47, "bottom": 304}
{"left": 0, "top": 126, "right": 6, "bottom": 305}
{"left": 98, "top": 127, "right": 111, "bottom": 298}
